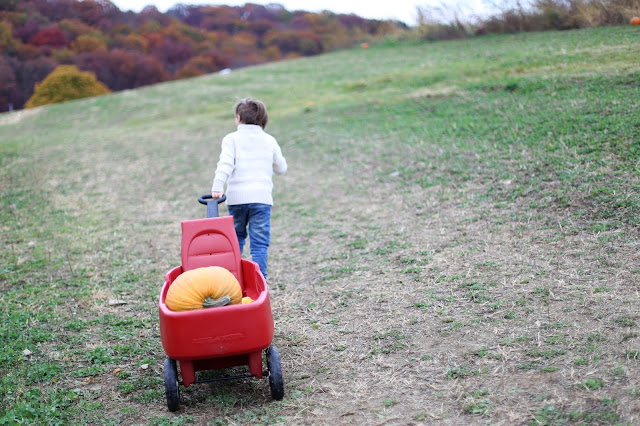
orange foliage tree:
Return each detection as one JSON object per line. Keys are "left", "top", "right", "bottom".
{"left": 71, "top": 35, "right": 108, "bottom": 53}
{"left": 25, "top": 65, "right": 110, "bottom": 108}
{"left": 119, "top": 33, "right": 149, "bottom": 53}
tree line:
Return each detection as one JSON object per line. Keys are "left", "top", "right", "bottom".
{"left": 0, "top": 0, "right": 405, "bottom": 112}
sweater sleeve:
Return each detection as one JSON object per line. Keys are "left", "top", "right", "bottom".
{"left": 272, "top": 141, "right": 287, "bottom": 176}
{"left": 211, "top": 135, "right": 235, "bottom": 193}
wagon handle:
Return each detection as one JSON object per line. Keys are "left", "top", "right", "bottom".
{"left": 198, "top": 194, "right": 226, "bottom": 218}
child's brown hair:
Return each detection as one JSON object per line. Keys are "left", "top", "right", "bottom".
{"left": 235, "top": 98, "right": 268, "bottom": 128}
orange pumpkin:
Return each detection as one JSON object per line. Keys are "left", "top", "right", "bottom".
{"left": 165, "top": 266, "right": 242, "bottom": 311}
{"left": 631, "top": 16, "right": 640, "bottom": 25}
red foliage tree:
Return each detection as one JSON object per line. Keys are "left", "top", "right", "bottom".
{"left": 74, "top": 48, "right": 167, "bottom": 91}
{"left": 132, "top": 54, "right": 167, "bottom": 87}
{"left": 29, "top": 27, "right": 68, "bottom": 47}
{"left": 151, "top": 39, "right": 192, "bottom": 74}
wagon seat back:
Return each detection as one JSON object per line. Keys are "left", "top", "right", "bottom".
{"left": 180, "top": 216, "right": 244, "bottom": 288}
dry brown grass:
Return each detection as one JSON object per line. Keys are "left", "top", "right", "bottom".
{"left": 418, "top": 0, "right": 640, "bottom": 39}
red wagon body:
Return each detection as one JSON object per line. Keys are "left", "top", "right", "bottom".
{"left": 158, "top": 199, "right": 283, "bottom": 411}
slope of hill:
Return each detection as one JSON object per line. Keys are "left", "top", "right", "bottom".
{"left": 1, "top": 26, "right": 639, "bottom": 424}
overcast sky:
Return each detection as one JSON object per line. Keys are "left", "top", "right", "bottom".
{"left": 109, "top": 1, "right": 502, "bottom": 26}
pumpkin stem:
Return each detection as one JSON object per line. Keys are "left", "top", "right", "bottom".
{"left": 203, "top": 295, "right": 232, "bottom": 308}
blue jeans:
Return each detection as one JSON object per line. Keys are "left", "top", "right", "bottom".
{"left": 227, "top": 203, "right": 271, "bottom": 278}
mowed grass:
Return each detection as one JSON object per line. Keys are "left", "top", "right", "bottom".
{"left": 1, "top": 26, "right": 639, "bottom": 424}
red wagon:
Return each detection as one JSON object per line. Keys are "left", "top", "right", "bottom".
{"left": 158, "top": 195, "right": 284, "bottom": 412}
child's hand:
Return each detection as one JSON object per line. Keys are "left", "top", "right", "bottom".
{"left": 211, "top": 191, "right": 224, "bottom": 199}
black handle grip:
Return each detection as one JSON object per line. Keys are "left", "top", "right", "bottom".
{"left": 198, "top": 194, "right": 226, "bottom": 218}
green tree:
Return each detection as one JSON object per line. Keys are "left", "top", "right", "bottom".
{"left": 25, "top": 65, "right": 110, "bottom": 108}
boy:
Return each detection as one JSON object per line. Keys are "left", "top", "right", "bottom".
{"left": 211, "top": 98, "right": 287, "bottom": 279}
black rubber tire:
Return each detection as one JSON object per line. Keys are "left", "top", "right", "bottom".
{"left": 163, "top": 358, "right": 180, "bottom": 412}
{"left": 266, "top": 346, "right": 284, "bottom": 400}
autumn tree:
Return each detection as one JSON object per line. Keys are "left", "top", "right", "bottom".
{"left": 72, "top": 50, "right": 114, "bottom": 87}
{"left": 73, "top": 48, "right": 166, "bottom": 91}
{"left": 29, "top": 27, "right": 68, "bottom": 47}
{"left": 176, "top": 54, "right": 220, "bottom": 78}
{"left": 111, "top": 33, "right": 148, "bottom": 53}
{"left": 150, "top": 38, "right": 192, "bottom": 74}
{"left": 130, "top": 54, "right": 167, "bottom": 87}
{"left": 58, "top": 18, "right": 95, "bottom": 41}
{"left": 15, "top": 43, "right": 42, "bottom": 61}
{"left": 71, "top": 34, "right": 108, "bottom": 53}
{"left": 263, "top": 29, "right": 303, "bottom": 55}
{"left": 73, "top": 0, "right": 119, "bottom": 28}
{"left": 106, "top": 48, "right": 167, "bottom": 89}
{"left": 12, "top": 19, "right": 40, "bottom": 44}
{"left": 25, "top": 64, "right": 110, "bottom": 107}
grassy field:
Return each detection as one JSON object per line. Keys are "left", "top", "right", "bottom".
{"left": 1, "top": 26, "right": 639, "bottom": 424}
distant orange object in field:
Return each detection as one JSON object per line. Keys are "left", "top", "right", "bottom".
{"left": 361, "top": 42, "right": 369, "bottom": 49}
{"left": 631, "top": 16, "right": 640, "bottom": 25}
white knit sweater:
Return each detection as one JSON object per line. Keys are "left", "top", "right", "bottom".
{"left": 211, "top": 124, "right": 287, "bottom": 205}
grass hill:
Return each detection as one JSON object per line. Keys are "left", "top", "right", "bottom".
{"left": 1, "top": 26, "right": 639, "bottom": 424}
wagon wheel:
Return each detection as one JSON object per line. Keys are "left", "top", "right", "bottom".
{"left": 266, "top": 346, "right": 284, "bottom": 400}
{"left": 164, "top": 358, "right": 180, "bottom": 412}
